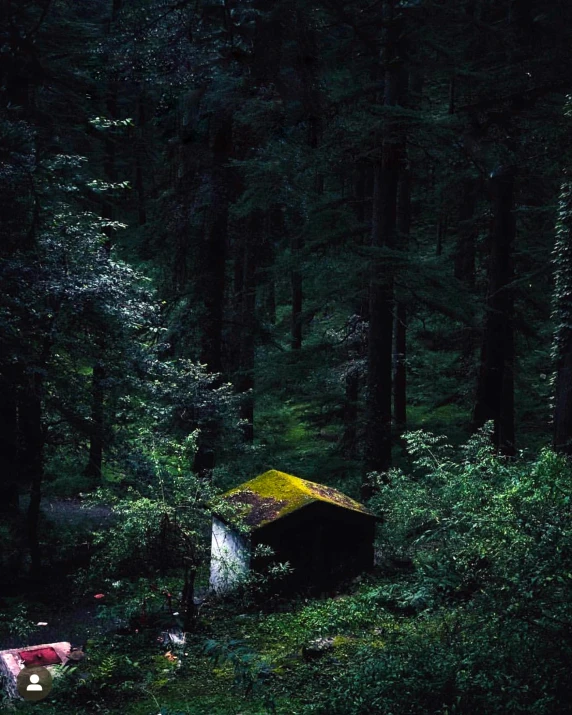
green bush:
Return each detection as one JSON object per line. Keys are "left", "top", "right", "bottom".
{"left": 312, "top": 428, "right": 572, "bottom": 714}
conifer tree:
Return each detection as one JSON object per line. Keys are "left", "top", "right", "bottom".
{"left": 553, "top": 97, "right": 572, "bottom": 454}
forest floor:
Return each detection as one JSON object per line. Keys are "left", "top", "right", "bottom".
{"left": 3, "top": 495, "right": 405, "bottom": 714}
{"left": 120, "top": 577, "right": 405, "bottom": 715}
{"left": 5, "top": 569, "right": 405, "bottom": 714}
{"left": 6, "top": 443, "right": 569, "bottom": 715}
{"left": 0, "top": 498, "right": 115, "bottom": 651}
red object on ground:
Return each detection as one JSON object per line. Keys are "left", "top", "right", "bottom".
{"left": 94, "top": 593, "right": 105, "bottom": 599}
{"left": 19, "top": 647, "right": 61, "bottom": 666}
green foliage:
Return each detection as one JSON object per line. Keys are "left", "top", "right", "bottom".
{"left": 44, "top": 447, "right": 93, "bottom": 497}
{"left": 39, "top": 633, "right": 180, "bottom": 712}
{"left": 316, "top": 431, "right": 572, "bottom": 714}
{"left": 0, "top": 604, "right": 37, "bottom": 640}
{"left": 4, "top": 1, "right": 572, "bottom": 713}
{"left": 89, "top": 117, "right": 135, "bottom": 130}
{"left": 7, "top": 428, "right": 572, "bottom": 715}
{"left": 87, "top": 434, "right": 215, "bottom": 623}
{"left": 203, "top": 638, "right": 275, "bottom": 707}
{"left": 552, "top": 167, "right": 572, "bottom": 366}
{"left": 258, "top": 589, "right": 387, "bottom": 647}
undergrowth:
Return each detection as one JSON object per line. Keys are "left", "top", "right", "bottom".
{"left": 5, "top": 428, "right": 572, "bottom": 714}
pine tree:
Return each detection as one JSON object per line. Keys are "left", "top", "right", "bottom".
{"left": 553, "top": 97, "right": 572, "bottom": 454}
{"left": 473, "top": 165, "right": 516, "bottom": 454}
{"left": 364, "top": 0, "right": 407, "bottom": 487}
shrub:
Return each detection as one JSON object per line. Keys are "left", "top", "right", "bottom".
{"left": 313, "top": 428, "right": 572, "bottom": 714}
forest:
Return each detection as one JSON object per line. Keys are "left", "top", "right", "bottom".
{"left": 2, "top": 0, "right": 572, "bottom": 712}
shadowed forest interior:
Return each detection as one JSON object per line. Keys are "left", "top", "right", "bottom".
{"left": 2, "top": 0, "right": 572, "bottom": 713}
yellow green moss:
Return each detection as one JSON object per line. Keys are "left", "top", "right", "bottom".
{"left": 332, "top": 635, "right": 355, "bottom": 656}
{"left": 216, "top": 469, "right": 373, "bottom": 530}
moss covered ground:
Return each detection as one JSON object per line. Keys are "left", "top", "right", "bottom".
{"left": 5, "top": 575, "right": 409, "bottom": 715}
{"left": 122, "top": 576, "right": 406, "bottom": 715}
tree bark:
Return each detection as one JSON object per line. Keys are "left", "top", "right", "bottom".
{"left": 290, "top": 233, "right": 303, "bottom": 351}
{"left": 393, "top": 165, "right": 411, "bottom": 428}
{"left": 473, "top": 165, "right": 516, "bottom": 454}
{"left": 340, "top": 163, "right": 373, "bottom": 460}
{"left": 263, "top": 207, "right": 282, "bottom": 326}
{"left": 84, "top": 0, "right": 123, "bottom": 479}
{"left": 553, "top": 179, "right": 572, "bottom": 454}
{"left": 342, "top": 367, "right": 359, "bottom": 459}
{"left": 84, "top": 357, "right": 105, "bottom": 480}
{"left": 237, "top": 213, "right": 259, "bottom": 443}
{"left": 200, "top": 117, "right": 232, "bottom": 373}
{"left": 290, "top": 9, "right": 322, "bottom": 352}
{"left": 0, "top": 359, "right": 19, "bottom": 511}
{"left": 554, "top": 334, "right": 572, "bottom": 455}
{"left": 0, "top": 372, "right": 19, "bottom": 512}
{"left": 364, "top": 163, "right": 399, "bottom": 489}
{"left": 194, "top": 117, "right": 233, "bottom": 476}
{"left": 229, "top": 230, "right": 245, "bottom": 375}
{"left": 135, "top": 92, "right": 147, "bottom": 228}
{"left": 20, "top": 374, "right": 44, "bottom": 576}
{"left": 454, "top": 176, "right": 478, "bottom": 289}
{"left": 363, "top": 2, "right": 405, "bottom": 494}
{"left": 182, "top": 566, "right": 197, "bottom": 633}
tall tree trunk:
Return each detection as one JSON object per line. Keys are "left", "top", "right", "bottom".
{"left": 262, "top": 207, "right": 282, "bottom": 326}
{"left": 342, "top": 366, "right": 359, "bottom": 459}
{"left": 341, "top": 164, "right": 373, "bottom": 459}
{"left": 290, "top": 233, "right": 303, "bottom": 351}
{"left": 455, "top": 176, "right": 478, "bottom": 370}
{"left": 250, "top": 1, "right": 281, "bottom": 332}
{"left": 553, "top": 178, "right": 572, "bottom": 454}
{"left": 290, "top": 9, "right": 322, "bottom": 352}
{"left": 473, "top": 165, "right": 516, "bottom": 454}
{"left": 393, "top": 165, "right": 411, "bottom": 428}
{"left": 237, "top": 213, "right": 259, "bottom": 443}
{"left": 200, "top": 117, "right": 232, "bottom": 373}
{"left": 454, "top": 176, "right": 477, "bottom": 288}
{"left": 182, "top": 566, "right": 197, "bottom": 632}
{"left": 20, "top": 374, "right": 44, "bottom": 576}
{"left": 0, "top": 371, "right": 19, "bottom": 512}
{"left": 194, "top": 117, "right": 233, "bottom": 478}
{"left": 436, "top": 209, "right": 447, "bottom": 257}
{"left": 554, "top": 334, "right": 572, "bottom": 455}
{"left": 85, "top": 357, "right": 105, "bottom": 480}
{"left": 393, "top": 301, "right": 407, "bottom": 427}
{"left": 363, "top": 2, "right": 404, "bottom": 495}
{"left": 85, "top": 0, "right": 123, "bottom": 480}
{"left": 229, "top": 231, "right": 245, "bottom": 375}
{"left": 509, "top": 0, "right": 533, "bottom": 39}
{"left": 135, "top": 91, "right": 147, "bottom": 228}
{"left": 364, "top": 162, "right": 399, "bottom": 489}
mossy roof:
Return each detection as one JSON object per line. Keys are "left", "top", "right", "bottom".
{"left": 214, "top": 469, "right": 375, "bottom": 530}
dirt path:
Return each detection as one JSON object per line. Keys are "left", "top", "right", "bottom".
{"left": 0, "top": 498, "right": 117, "bottom": 651}
{"left": 41, "top": 496, "right": 114, "bottom": 525}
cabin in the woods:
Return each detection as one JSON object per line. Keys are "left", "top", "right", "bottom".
{"left": 209, "top": 469, "right": 377, "bottom": 593}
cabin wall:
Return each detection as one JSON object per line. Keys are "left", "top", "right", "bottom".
{"left": 209, "top": 517, "right": 250, "bottom": 593}
{"left": 252, "top": 503, "right": 376, "bottom": 592}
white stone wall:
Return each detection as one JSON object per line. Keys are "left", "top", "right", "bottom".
{"left": 209, "top": 517, "right": 250, "bottom": 593}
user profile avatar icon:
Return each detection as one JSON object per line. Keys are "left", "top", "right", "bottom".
{"left": 27, "top": 673, "right": 43, "bottom": 691}
{"left": 17, "top": 665, "right": 53, "bottom": 702}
